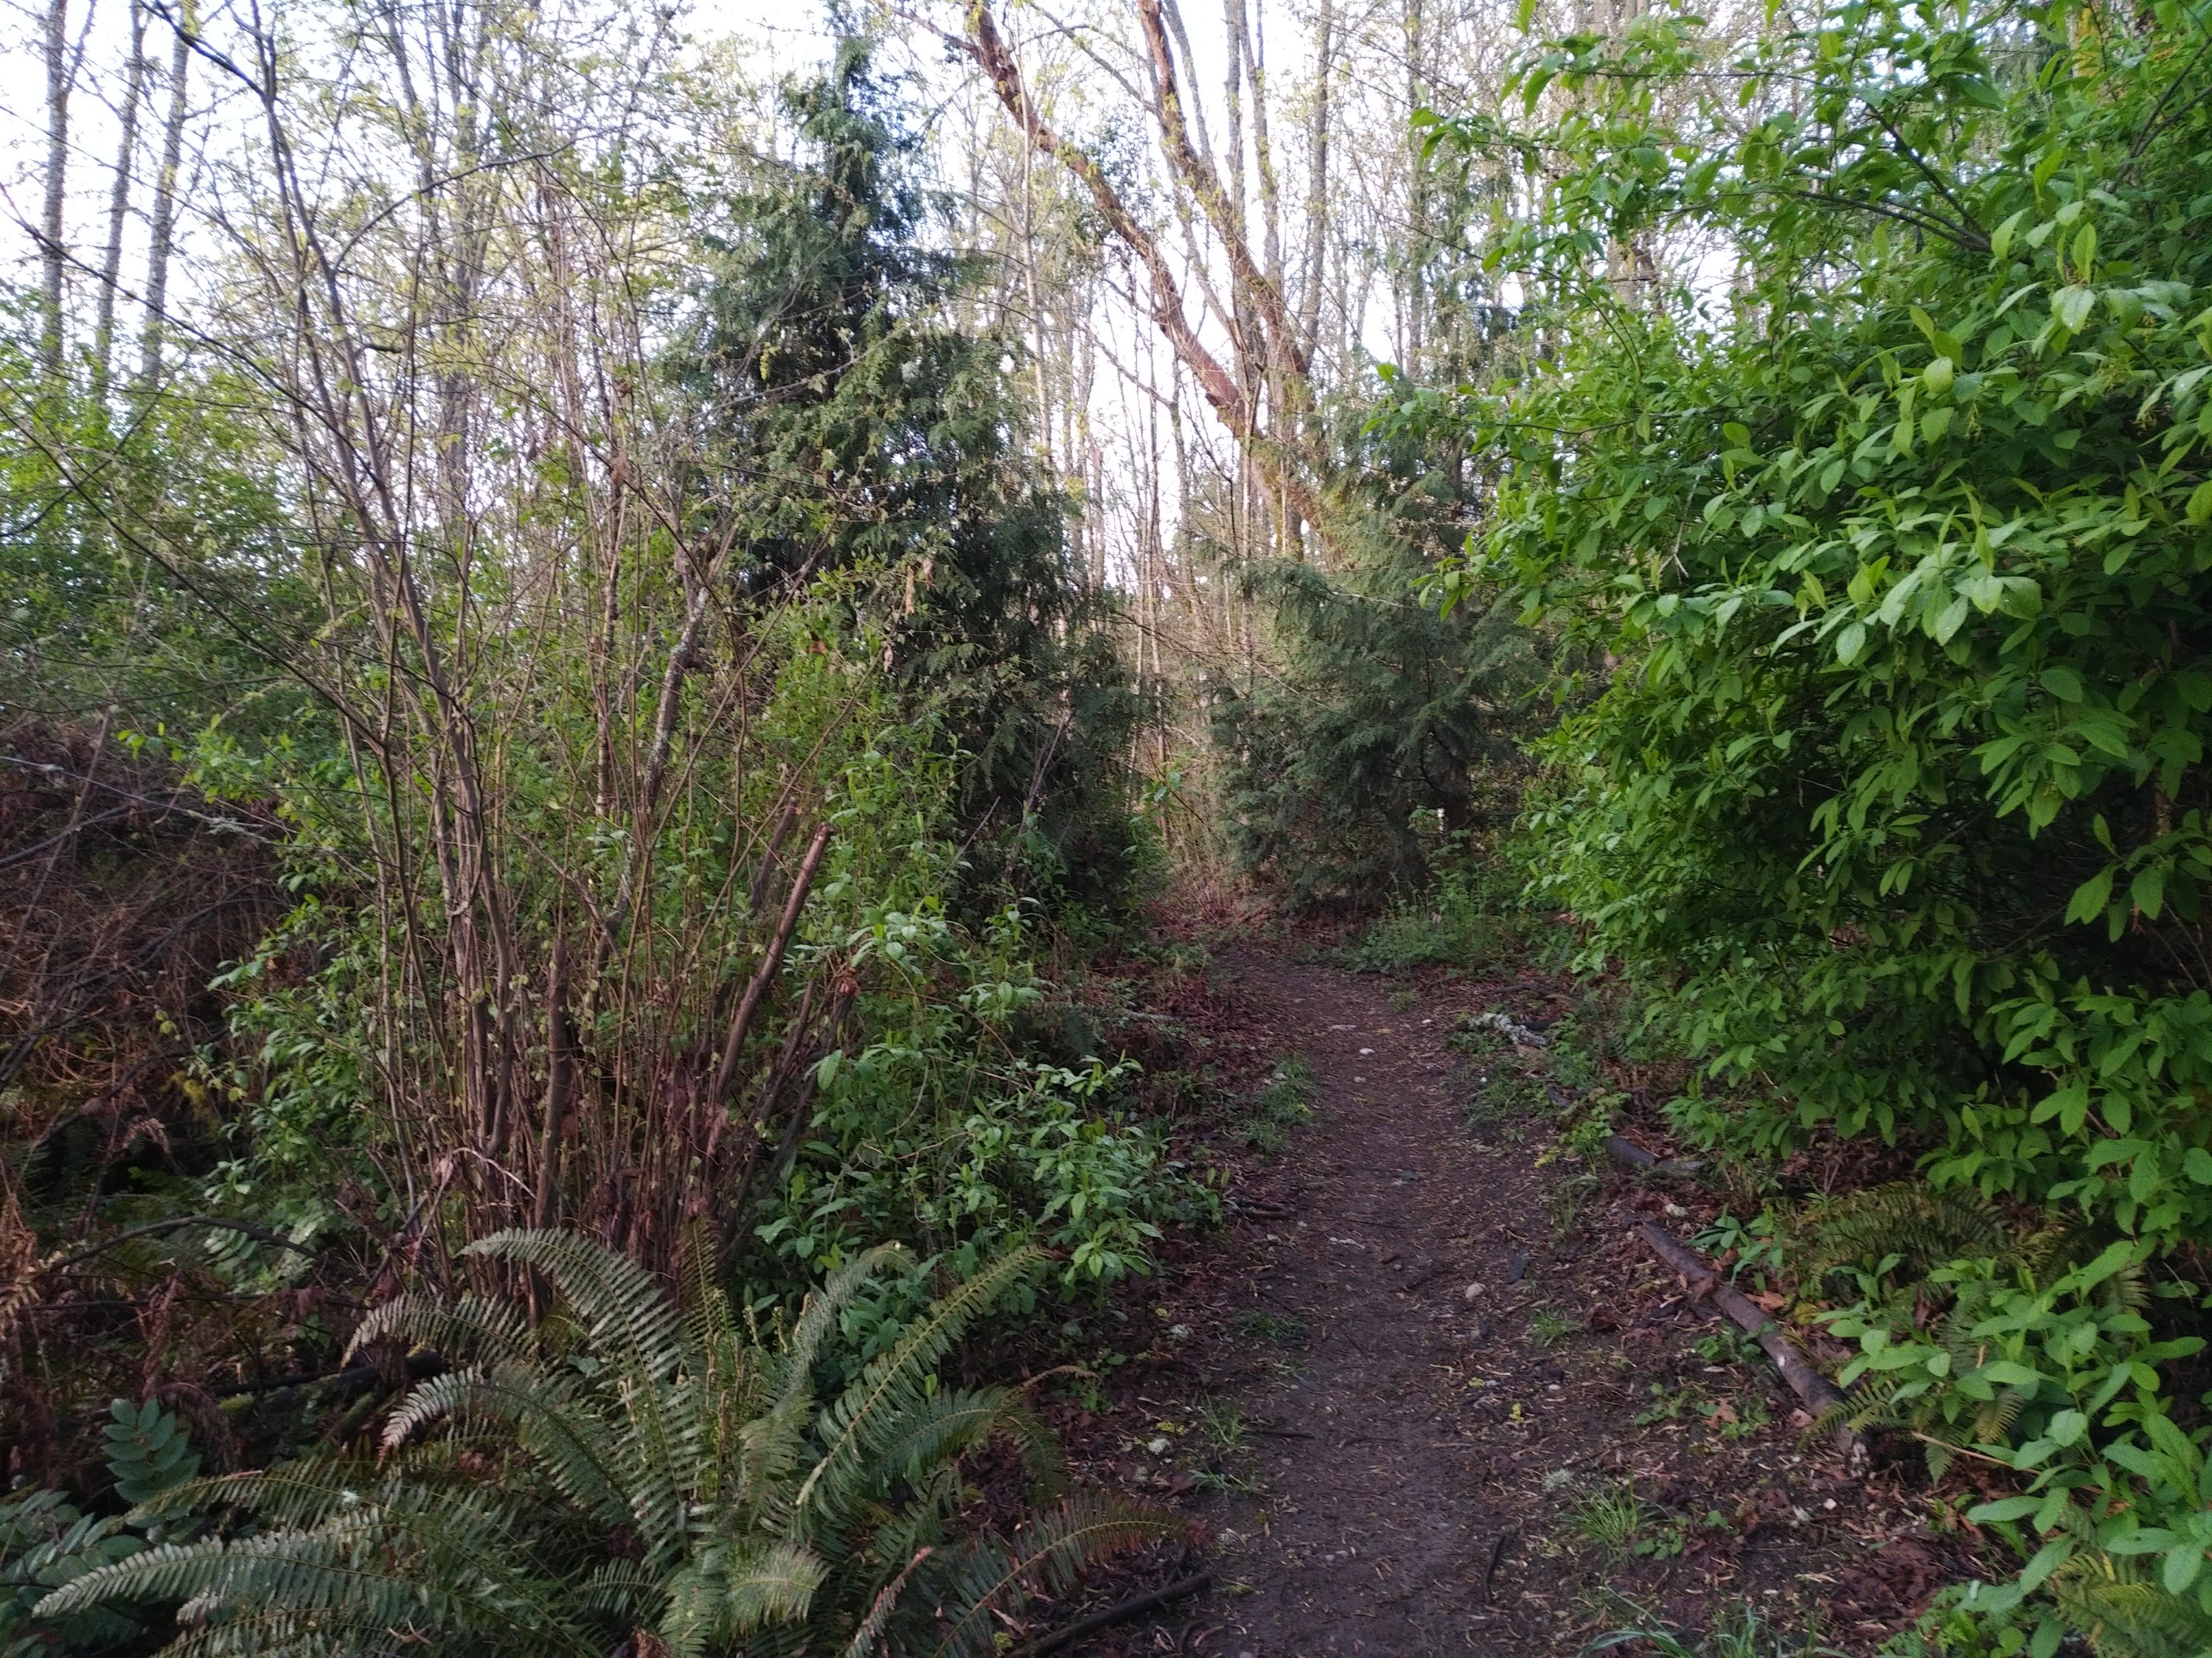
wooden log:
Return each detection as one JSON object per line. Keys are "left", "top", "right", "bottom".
{"left": 1632, "top": 1221, "right": 1868, "bottom": 1474}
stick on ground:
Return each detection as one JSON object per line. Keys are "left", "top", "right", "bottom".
{"left": 1632, "top": 1220, "right": 1869, "bottom": 1474}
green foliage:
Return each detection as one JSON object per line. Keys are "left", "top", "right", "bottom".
{"left": 1569, "top": 1480, "right": 1651, "bottom": 1558}
{"left": 102, "top": 1399, "right": 203, "bottom": 1506}
{"left": 1795, "top": 1200, "right": 2210, "bottom": 1647}
{"left": 1406, "top": 1, "right": 2212, "bottom": 1643}
{"left": 680, "top": 41, "right": 1141, "bottom": 916}
{"left": 1416, "top": 0, "right": 2212, "bottom": 1248}
{"left": 1346, "top": 848, "right": 1514, "bottom": 972}
{"left": 0, "top": 1492, "right": 145, "bottom": 1658}
{"left": 1, "top": 1401, "right": 201, "bottom": 1655}
{"left": 1257, "top": 1056, "right": 1316, "bottom": 1124}
{"left": 36, "top": 1231, "right": 1181, "bottom": 1656}
{"left": 1587, "top": 1600, "right": 1847, "bottom": 1657}
{"left": 1240, "top": 1056, "right": 1315, "bottom": 1155}
{"left": 1212, "top": 540, "right": 1540, "bottom": 905}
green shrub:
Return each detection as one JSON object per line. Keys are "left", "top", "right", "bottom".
{"left": 1346, "top": 848, "right": 1512, "bottom": 973}
{"left": 1422, "top": 0, "right": 2212, "bottom": 1244}
{"left": 1410, "top": 0, "right": 2212, "bottom": 1643}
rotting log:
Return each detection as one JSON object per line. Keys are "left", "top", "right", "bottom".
{"left": 1632, "top": 1221, "right": 1869, "bottom": 1474}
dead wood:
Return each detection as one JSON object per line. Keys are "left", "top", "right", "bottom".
{"left": 1632, "top": 1219, "right": 1869, "bottom": 1474}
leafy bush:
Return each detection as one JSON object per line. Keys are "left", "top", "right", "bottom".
{"left": 1411, "top": 0, "right": 2212, "bottom": 1643}
{"left": 38, "top": 1231, "right": 1180, "bottom": 1656}
{"left": 1424, "top": 0, "right": 2212, "bottom": 1244}
{"left": 1, "top": 1401, "right": 203, "bottom": 1656}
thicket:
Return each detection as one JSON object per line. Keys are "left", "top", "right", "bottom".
{"left": 1406, "top": 0, "right": 2212, "bottom": 1645}
{"left": 1, "top": 25, "right": 1186, "bottom": 1654}
{"left": 1209, "top": 401, "right": 1545, "bottom": 905}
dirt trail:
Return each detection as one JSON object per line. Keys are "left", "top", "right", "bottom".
{"left": 1077, "top": 942, "right": 1942, "bottom": 1656}
{"left": 1193, "top": 950, "right": 1540, "bottom": 1653}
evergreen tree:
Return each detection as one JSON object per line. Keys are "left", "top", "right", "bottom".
{"left": 679, "top": 42, "right": 1140, "bottom": 913}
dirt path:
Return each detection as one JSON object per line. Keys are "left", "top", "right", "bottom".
{"left": 1192, "top": 950, "right": 1542, "bottom": 1652}
{"left": 1069, "top": 941, "right": 1956, "bottom": 1656}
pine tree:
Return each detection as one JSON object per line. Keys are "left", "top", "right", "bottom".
{"left": 678, "top": 42, "right": 1139, "bottom": 912}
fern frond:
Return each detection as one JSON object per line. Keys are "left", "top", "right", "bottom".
{"left": 839, "top": 1546, "right": 931, "bottom": 1658}
{"left": 35, "top": 1508, "right": 596, "bottom": 1654}
{"left": 465, "top": 1230, "right": 700, "bottom": 1555}
{"left": 466, "top": 1230, "right": 686, "bottom": 1382}
{"left": 131, "top": 1457, "right": 407, "bottom": 1531}
{"left": 776, "top": 1246, "right": 909, "bottom": 1401}
{"left": 723, "top": 1540, "right": 827, "bottom": 1633}
{"left": 678, "top": 1225, "right": 759, "bottom": 1505}
{"left": 2051, "top": 1548, "right": 2212, "bottom": 1658}
{"left": 379, "top": 1364, "right": 634, "bottom": 1533}
{"left": 1798, "top": 1182, "right": 2009, "bottom": 1283}
{"left": 868, "top": 1387, "right": 1061, "bottom": 1496}
{"left": 346, "top": 1291, "right": 532, "bottom": 1370}
{"left": 793, "top": 1247, "right": 1040, "bottom": 1534}
{"left": 1001, "top": 1491, "right": 1189, "bottom": 1603}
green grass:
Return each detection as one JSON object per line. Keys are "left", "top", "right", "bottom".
{"left": 1584, "top": 1600, "right": 1846, "bottom": 1657}
{"left": 1569, "top": 1481, "right": 1649, "bottom": 1558}
{"left": 1194, "top": 1398, "right": 1248, "bottom": 1452}
{"left": 1530, "top": 1308, "right": 1579, "bottom": 1348}
{"left": 1242, "top": 1056, "right": 1314, "bottom": 1156}
{"left": 1234, "top": 1308, "right": 1308, "bottom": 1346}
{"left": 1257, "top": 1057, "right": 1315, "bottom": 1123}
{"left": 1346, "top": 899, "right": 1499, "bottom": 974}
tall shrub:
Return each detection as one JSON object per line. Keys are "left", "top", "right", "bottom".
{"left": 1422, "top": 0, "right": 2212, "bottom": 1247}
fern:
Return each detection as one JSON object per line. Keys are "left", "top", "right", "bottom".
{"left": 2051, "top": 1549, "right": 2212, "bottom": 1658}
{"left": 39, "top": 1231, "right": 1180, "bottom": 1654}
{"left": 920, "top": 1491, "right": 1191, "bottom": 1657}
{"left": 793, "top": 1244, "right": 1040, "bottom": 1534}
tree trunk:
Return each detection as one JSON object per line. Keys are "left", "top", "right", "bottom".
{"left": 137, "top": 1, "right": 192, "bottom": 399}
{"left": 40, "top": 0, "right": 75, "bottom": 387}
{"left": 93, "top": 2, "right": 150, "bottom": 406}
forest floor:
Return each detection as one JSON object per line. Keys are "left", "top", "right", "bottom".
{"left": 1037, "top": 931, "right": 1992, "bottom": 1657}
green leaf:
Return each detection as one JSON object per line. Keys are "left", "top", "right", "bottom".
{"left": 2042, "top": 666, "right": 2084, "bottom": 702}
{"left": 2167, "top": 1543, "right": 2205, "bottom": 1595}
{"left": 2066, "top": 866, "right": 2115, "bottom": 924}
{"left": 2133, "top": 865, "right": 2167, "bottom": 920}
{"left": 2054, "top": 286, "right": 2097, "bottom": 331}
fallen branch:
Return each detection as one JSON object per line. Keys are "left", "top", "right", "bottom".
{"left": 1631, "top": 1221, "right": 1868, "bottom": 1474}
{"left": 30, "top": 1216, "right": 321, "bottom": 1278}
{"left": 1604, "top": 1136, "right": 1707, "bottom": 1180}
{"left": 1012, "top": 1570, "right": 1214, "bottom": 1657}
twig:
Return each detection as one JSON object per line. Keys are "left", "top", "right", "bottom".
{"left": 30, "top": 1216, "right": 319, "bottom": 1278}
{"left": 706, "top": 819, "right": 835, "bottom": 1121}
{"left": 1012, "top": 1570, "right": 1215, "bottom": 1657}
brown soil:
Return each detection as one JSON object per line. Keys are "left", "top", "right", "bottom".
{"left": 1048, "top": 940, "right": 1984, "bottom": 1657}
